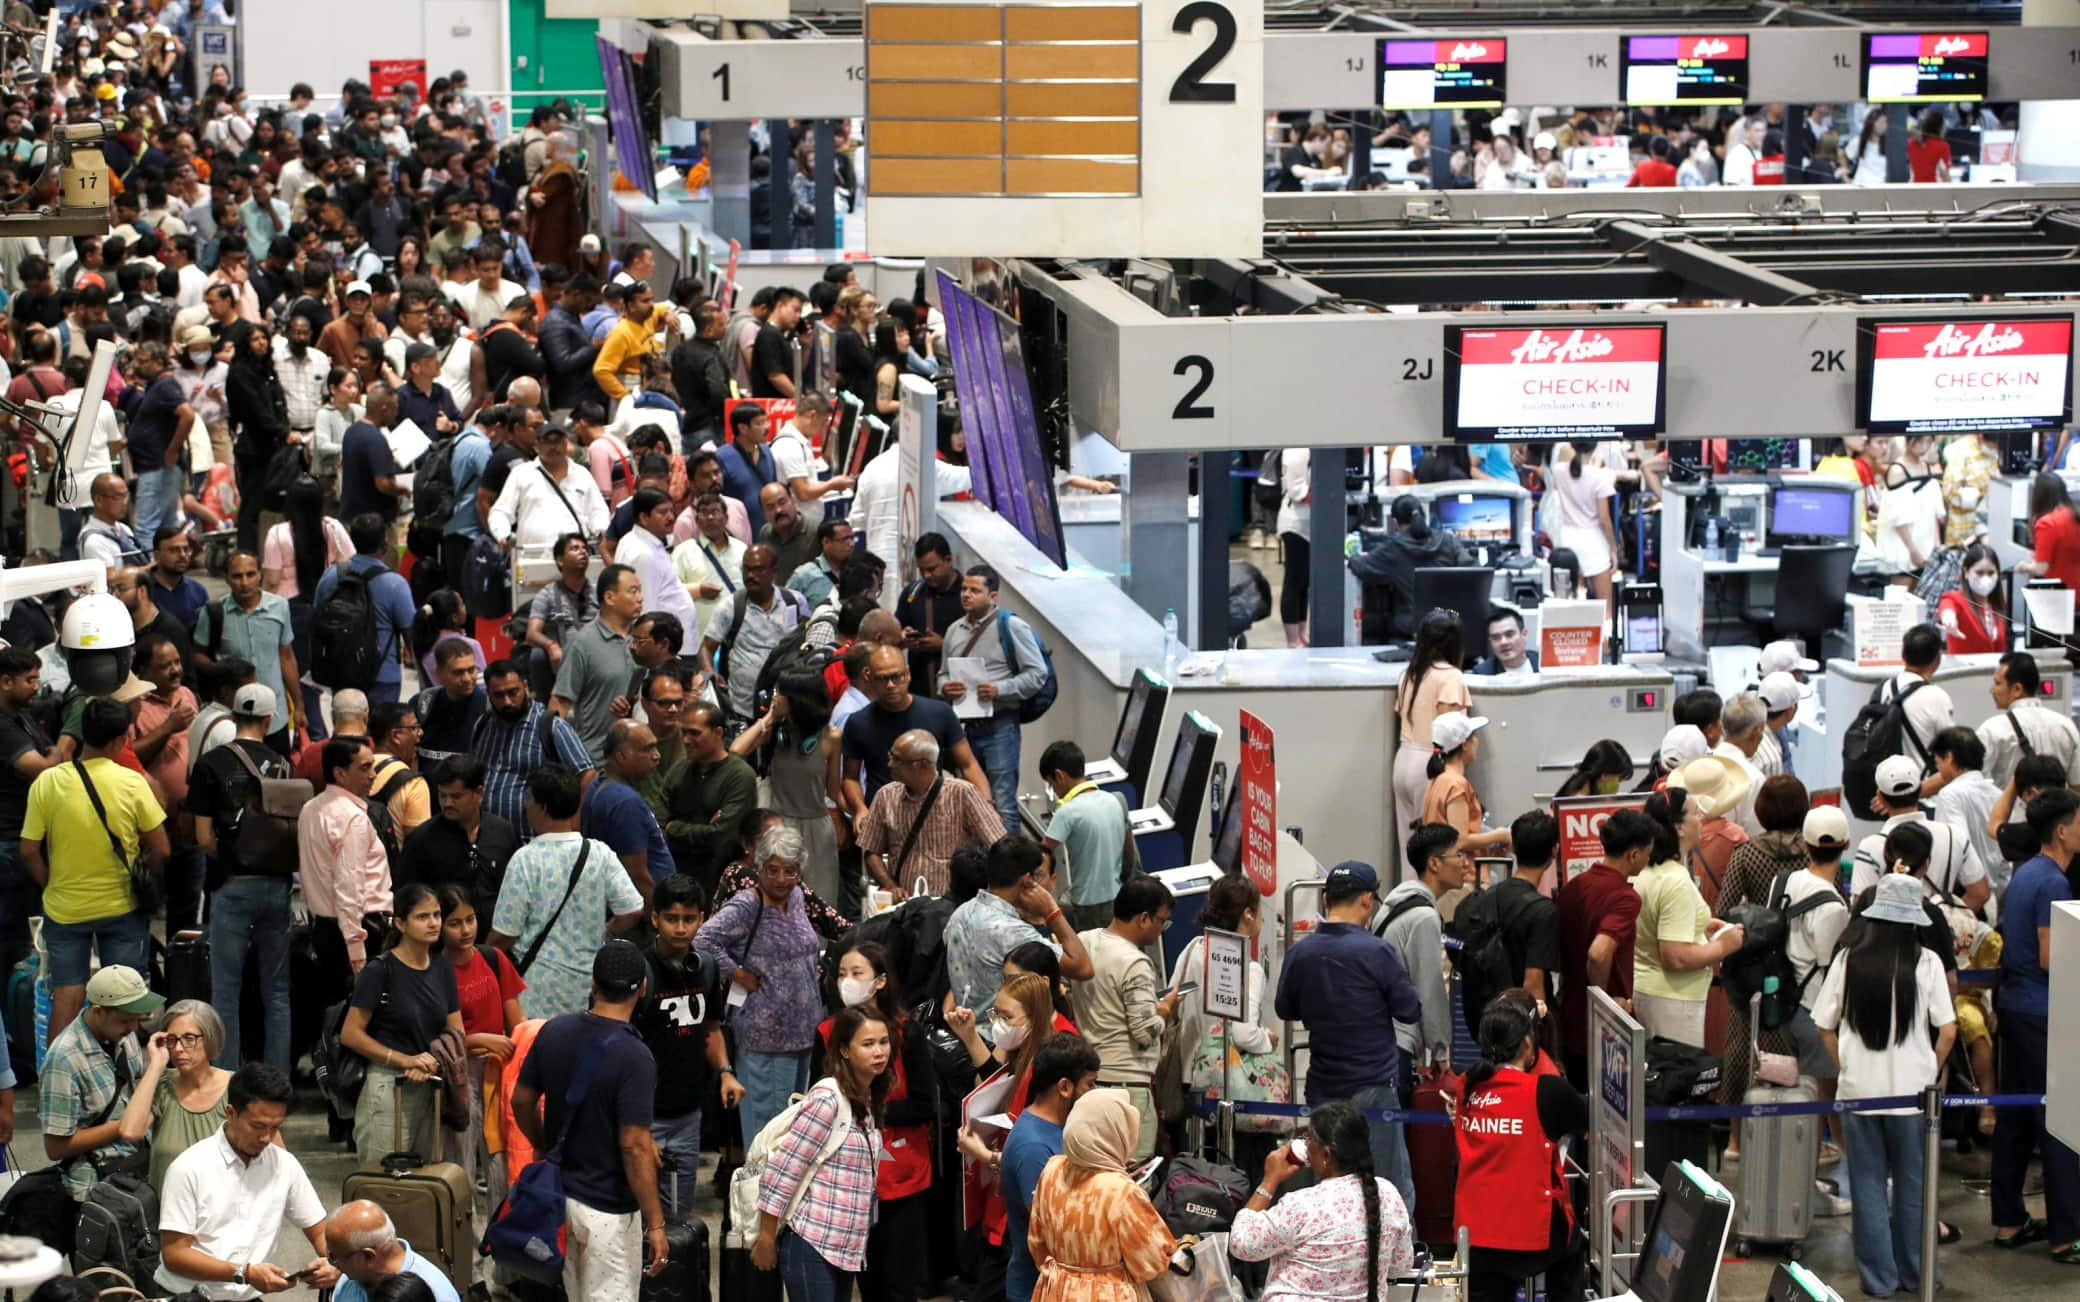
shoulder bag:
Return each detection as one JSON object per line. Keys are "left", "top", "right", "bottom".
{"left": 75, "top": 761, "right": 160, "bottom": 917}
{"left": 891, "top": 776, "right": 945, "bottom": 883}
{"left": 513, "top": 841, "right": 592, "bottom": 976}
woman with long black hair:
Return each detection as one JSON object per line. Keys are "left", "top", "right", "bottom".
{"left": 1812, "top": 872, "right": 1957, "bottom": 1297}
{"left": 1231, "top": 1099, "right": 1415, "bottom": 1301}
{"left": 1392, "top": 609, "right": 1469, "bottom": 829}
{"left": 226, "top": 320, "right": 294, "bottom": 553}
{"left": 261, "top": 474, "right": 350, "bottom": 739}
{"left": 338, "top": 881, "right": 465, "bottom": 1166}
{"left": 1449, "top": 995, "right": 1587, "bottom": 1302}
{"left": 1554, "top": 739, "right": 1637, "bottom": 799}
{"left": 870, "top": 319, "right": 908, "bottom": 422}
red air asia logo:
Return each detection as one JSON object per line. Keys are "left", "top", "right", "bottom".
{"left": 1922, "top": 322, "right": 2025, "bottom": 360}
{"left": 1933, "top": 35, "right": 1972, "bottom": 55}
{"left": 1510, "top": 329, "right": 1615, "bottom": 365}
{"left": 1692, "top": 38, "right": 1730, "bottom": 57}
{"left": 1919, "top": 33, "right": 1987, "bottom": 57}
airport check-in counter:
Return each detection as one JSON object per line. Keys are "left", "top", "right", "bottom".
{"left": 1661, "top": 480, "right": 1882, "bottom": 660}
{"left": 939, "top": 500, "right": 1673, "bottom": 881}
{"left": 1818, "top": 652, "right": 2071, "bottom": 833}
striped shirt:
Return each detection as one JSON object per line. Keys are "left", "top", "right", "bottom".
{"left": 470, "top": 701, "right": 596, "bottom": 833}
{"left": 755, "top": 1084, "right": 879, "bottom": 1272}
{"left": 856, "top": 775, "right": 1005, "bottom": 896}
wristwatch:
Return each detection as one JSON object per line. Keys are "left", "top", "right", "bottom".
{"left": 230, "top": 1264, "right": 248, "bottom": 1288}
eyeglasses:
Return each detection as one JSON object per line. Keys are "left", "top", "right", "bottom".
{"left": 164, "top": 1032, "right": 206, "bottom": 1048}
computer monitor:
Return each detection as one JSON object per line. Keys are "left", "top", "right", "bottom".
{"left": 1432, "top": 494, "right": 1516, "bottom": 549}
{"left": 1632, "top": 1162, "right": 1734, "bottom": 1302}
{"left": 1412, "top": 567, "right": 1494, "bottom": 666}
{"left": 1110, "top": 668, "right": 1171, "bottom": 799}
{"left": 1767, "top": 482, "right": 1858, "bottom": 546}
{"left": 1210, "top": 781, "right": 1243, "bottom": 875}
{"left": 1155, "top": 711, "right": 1222, "bottom": 849}
{"left": 1765, "top": 1263, "right": 1844, "bottom": 1302}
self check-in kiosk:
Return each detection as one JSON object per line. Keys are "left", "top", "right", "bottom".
{"left": 1084, "top": 667, "right": 1171, "bottom": 806}
{"left": 1596, "top": 1161, "right": 1736, "bottom": 1302}
{"left": 1131, "top": 710, "right": 1221, "bottom": 871}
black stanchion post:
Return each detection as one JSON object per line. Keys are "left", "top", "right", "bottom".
{"left": 1921, "top": 1085, "right": 1941, "bottom": 1302}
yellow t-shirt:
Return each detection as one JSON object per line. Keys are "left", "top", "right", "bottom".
{"left": 1631, "top": 858, "right": 1712, "bottom": 1002}
{"left": 21, "top": 757, "right": 166, "bottom": 924}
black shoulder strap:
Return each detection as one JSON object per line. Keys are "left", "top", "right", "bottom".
{"left": 538, "top": 463, "right": 590, "bottom": 538}
{"left": 892, "top": 777, "right": 945, "bottom": 882}
{"left": 1890, "top": 679, "right": 1932, "bottom": 763}
{"left": 2010, "top": 710, "right": 2035, "bottom": 757}
{"left": 537, "top": 707, "right": 560, "bottom": 763}
{"left": 72, "top": 760, "right": 129, "bottom": 866}
{"left": 1373, "top": 890, "right": 1435, "bottom": 938}
{"left": 515, "top": 840, "right": 592, "bottom": 976}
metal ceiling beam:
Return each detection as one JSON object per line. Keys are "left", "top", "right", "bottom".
{"left": 1175, "top": 258, "right": 1360, "bottom": 315}
{"left": 1601, "top": 219, "right": 1825, "bottom": 304}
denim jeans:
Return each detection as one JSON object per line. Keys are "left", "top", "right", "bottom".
{"left": 652, "top": 1107, "right": 703, "bottom": 1211}
{"left": 1843, "top": 1111, "right": 1927, "bottom": 1297}
{"left": 0, "top": 839, "right": 40, "bottom": 976}
{"left": 738, "top": 1048, "right": 815, "bottom": 1150}
{"left": 1308, "top": 1078, "right": 1417, "bottom": 1228}
{"left": 209, "top": 876, "right": 294, "bottom": 1072}
{"left": 134, "top": 465, "right": 184, "bottom": 539}
{"left": 965, "top": 718, "right": 1022, "bottom": 831}
{"left": 58, "top": 507, "right": 84, "bottom": 561}
{"left": 42, "top": 910, "right": 150, "bottom": 987}
{"left": 780, "top": 1229, "right": 853, "bottom": 1302}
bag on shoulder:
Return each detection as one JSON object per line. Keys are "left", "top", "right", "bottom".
{"left": 483, "top": 1028, "right": 623, "bottom": 1283}
{"left": 310, "top": 562, "right": 390, "bottom": 692}
{"left": 1252, "top": 450, "right": 1283, "bottom": 512}
{"left": 996, "top": 612, "right": 1057, "bottom": 723}
{"left": 413, "top": 434, "right": 463, "bottom": 526}
{"left": 724, "top": 1080, "right": 853, "bottom": 1248}
{"left": 1451, "top": 887, "right": 1538, "bottom": 1041}
{"left": 1840, "top": 679, "right": 1928, "bottom": 817}
{"left": 74, "top": 760, "right": 159, "bottom": 918}
{"left": 225, "top": 744, "right": 310, "bottom": 875}
{"left": 462, "top": 533, "right": 513, "bottom": 620}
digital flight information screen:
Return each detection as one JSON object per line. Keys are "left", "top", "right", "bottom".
{"left": 1377, "top": 38, "right": 1508, "bottom": 111}
{"left": 1622, "top": 35, "right": 1750, "bottom": 106}
{"left": 1863, "top": 32, "right": 1989, "bottom": 103}
{"left": 1859, "top": 317, "right": 2076, "bottom": 435}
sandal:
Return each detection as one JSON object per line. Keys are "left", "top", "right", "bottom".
{"left": 2052, "top": 1243, "right": 2080, "bottom": 1265}
{"left": 1994, "top": 1218, "right": 2047, "bottom": 1249}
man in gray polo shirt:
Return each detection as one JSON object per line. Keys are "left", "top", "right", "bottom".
{"left": 553, "top": 563, "right": 641, "bottom": 761}
{"left": 699, "top": 544, "right": 810, "bottom": 725}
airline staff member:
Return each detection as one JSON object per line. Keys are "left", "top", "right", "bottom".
{"left": 1454, "top": 994, "right": 1588, "bottom": 1302}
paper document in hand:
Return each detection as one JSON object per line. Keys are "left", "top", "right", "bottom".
{"left": 962, "top": 1070, "right": 1018, "bottom": 1226}
{"left": 945, "top": 656, "right": 992, "bottom": 719}
{"left": 386, "top": 418, "right": 432, "bottom": 469}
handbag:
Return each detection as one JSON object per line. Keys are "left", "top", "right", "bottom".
{"left": 483, "top": 1030, "right": 620, "bottom": 1282}
{"left": 1185, "top": 1020, "right": 1295, "bottom": 1135}
{"left": 74, "top": 760, "right": 160, "bottom": 918}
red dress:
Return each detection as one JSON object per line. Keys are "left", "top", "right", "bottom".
{"left": 1937, "top": 590, "right": 2008, "bottom": 655}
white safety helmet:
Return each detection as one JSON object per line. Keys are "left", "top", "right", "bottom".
{"left": 59, "top": 591, "right": 136, "bottom": 698}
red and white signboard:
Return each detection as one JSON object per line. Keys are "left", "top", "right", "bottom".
{"left": 1916, "top": 32, "right": 1988, "bottom": 57}
{"left": 1678, "top": 35, "right": 1747, "bottom": 59}
{"left": 1538, "top": 598, "right": 1607, "bottom": 670}
{"left": 1554, "top": 794, "right": 1648, "bottom": 885}
{"left": 1239, "top": 710, "right": 1277, "bottom": 897}
{"left": 1864, "top": 319, "right": 2074, "bottom": 434}
{"left": 368, "top": 59, "right": 427, "bottom": 99}
{"left": 1450, "top": 324, "right": 1666, "bottom": 440}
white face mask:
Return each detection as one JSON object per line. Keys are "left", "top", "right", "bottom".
{"left": 1968, "top": 572, "right": 1999, "bottom": 597}
{"left": 989, "top": 1017, "right": 1027, "bottom": 1050}
{"left": 381, "top": 114, "right": 397, "bottom": 128}
{"left": 187, "top": 349, "right": 209, "bottom": 364}
{"left": 837, "top": 976, "right": 877, "bottom": 1008}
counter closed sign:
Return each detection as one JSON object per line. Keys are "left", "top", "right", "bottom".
{"left": 1864, "top": 319, "right": 2074, "bottom": 435}
{"left": 1451, "top": 324, "right": 1666, "bottom": 439}
{"left": 1201, "top": 926, "right": 1249, "bottom": 1022}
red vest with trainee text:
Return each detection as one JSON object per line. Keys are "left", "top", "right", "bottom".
{"left": 1454, "top": 1065, "right": 1573, "bottom": 1252}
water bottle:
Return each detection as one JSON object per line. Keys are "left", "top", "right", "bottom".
{"left": 1162, "top": 608, "right": 1180, "bottom": 672}
{"left": 1703, "top": 516, "right": 1721, "bottom": 555}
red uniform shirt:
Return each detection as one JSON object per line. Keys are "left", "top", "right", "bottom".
{"left": 1454, "top": 1066, "right": 1573, "bottom": 1252}
{"left": 1936, "top": 589, "right": 2007, "bottom": 656}
{"left": 2034, "top": 508, "right": 2080, "bottom": 595}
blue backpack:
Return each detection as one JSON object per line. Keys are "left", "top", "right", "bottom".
{"left": 997, "top": 611, "right": 1057, "bottom": 723}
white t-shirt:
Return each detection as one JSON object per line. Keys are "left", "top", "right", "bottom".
{"left": 1976, "top": 700, "right": 2080, "bottom": 792}
{"left": 1850, "top": 812, "right": 1985, "bottom": 900}
{"left": 1552, "top": 460, "right": 1617, "bottom": 532}
{"left": 1932, "top": 771, "right": 2007, "bottom": 894}
{"left": 770, "top": 423, "right": 820, "bottom": 488}
{"left": 1809, "top": 945, "right": 1955, "bottom": 1112}
{"left": 1882, "top": 673, "right": 1954, "bottom": 768}
{"left": 1779, "top": 869, "right": 1851, "bottom": 1009}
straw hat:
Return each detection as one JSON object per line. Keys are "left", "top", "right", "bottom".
{"left": 1668, "top": 755, "right": 1752, "bottom": 821}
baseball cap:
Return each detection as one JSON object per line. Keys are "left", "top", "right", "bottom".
{"left": 1757, "top": 671, "right": 1810, "bottom": 713}
{"left": 404, "top": 342, "right": 439, "bottom": 367}
{"left": 1324, "top": 860, "right": 1380, "bottom": 896}
{"left": 1759, "top": 640, "right": 1819, "bottom": 675}
{"left": 578, "top": 233, "right": 603, "bottom": 254}
{"left": 1802, "top": 805, "right": 1850, "bottom": 848}
{"left": 87, "top": 965, "right": 164, "bottom": 1015}
{"left": 345, "top": 279, "right": 372, "bottom": 299}
{"left": 1865, "top": 873, "right": 1928, "bottom": 927}
{"left": 1533, "top": 130, "right": 1557, "bottom": 151}
{"left": 1875, "top": 754, "right": 1924, "bottom": 799}
{"left": 1658, "top": 724, "right": 1710, "bottom": 772}
{"left": 232, "top": 683, "right": 277, "bottom": 720}
{"left": 593, "top": 938, "right": 647, "bottom": 996}
{"left": 1432, "top": 713, "right": 1489, "bottom": 753}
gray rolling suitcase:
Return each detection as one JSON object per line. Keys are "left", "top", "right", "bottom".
{"left": 1733, "top": 994, "right": 1817, "bottom": 1257}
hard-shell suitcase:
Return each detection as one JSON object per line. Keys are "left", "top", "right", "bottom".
{"left": 164, "top": 930, "right": 210, "bottom": 1003}
{"left": 341, "top": 1083, "right": 474, "bottom": 1295}
{"left": 1734, "top": 995, "right": 1817, "bottom": 1256}
{"left": 1407, "top": 1067, "right": 1462, "bottom": 1250}
{"left": 717, "top": 1173, "right": 780, "bottom": 1302}
{"left": 643, "top": 1173, "right": 712, "bottom": 1302}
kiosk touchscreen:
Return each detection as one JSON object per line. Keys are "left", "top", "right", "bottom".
{"left": 1597, "top": 1160, "right": 1735, "bottom": 1302}
{"left": 1765, "top": 1263, "right": 1845, "bottom": 1302}
{"left": 1085, "top": 667, "right": 1171, "bottom": 797}
{"left": 1766, "top": 482, "right": 1858, "bottom": 547}
{"left": 1129, "top": 711, "right": 1222, "bottom": 849}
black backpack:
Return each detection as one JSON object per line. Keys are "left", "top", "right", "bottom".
{"left": 1371, "top": 889, "right": 1435, "bottom": 940}
{"left": 1720, "top": 869, "right": 1846, "bottom": 1032}
{"left": 461, "top": 533, "right": 512, "bottom": 620}
{"left": 1840, "top": 678, "right": 1928, "bottom": 817}
{"left": 1253, "top": 450, "right": 1284, "bottom": 512}
{"left": 309, "top": 562, "right": 390, "bottom": 692}
{"left": 412, "top": 434, "right": 463, "bottom": 528}
{"left": 1451, "top": 886, "right": 1539, "bottom": 1040}
{"left": 494, "top": 135, "right": 530, "bottom": 192}
{"left": 715, "top": 587, "right": 812, "bottom": 681}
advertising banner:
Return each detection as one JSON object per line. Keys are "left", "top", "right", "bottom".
{"left": 1239, "top": 710, "right": 1277, "bottom": 896}
{"left": 1553, "top": 794, "right": 1648, "bottom": 884}
{"left": 369, "top": 59, "right": 427, "bottom": 98}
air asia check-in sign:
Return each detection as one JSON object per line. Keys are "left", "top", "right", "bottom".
{"left": 1447, "top": 324, "right": 1668, "bottom": 441}
{"left": 1861, "top": 318, "right": 2075, "bottom": 435}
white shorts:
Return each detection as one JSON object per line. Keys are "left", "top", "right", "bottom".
{"left": 564, "top": 1197, "right": 642, "bottom": 1302}
{"left": 1559, "top": 524, "right": 1614, "bottom": 579}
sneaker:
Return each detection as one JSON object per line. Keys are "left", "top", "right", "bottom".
{"left": 1815, "top": 1184, "right": 1853, "bottom": 1217}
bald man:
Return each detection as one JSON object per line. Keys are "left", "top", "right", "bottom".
{"left": 78, "top": 472, "right": 144, "bottom": 567}
{"left": 323, "top": 1201, "right": 462, "bottom": 1302}
{"left": 583, "top": 718, "right": 672, "bottom": 904}
{"left": 859, "top": 725, "right": 1004, "bottom": 898}
{"left": 505, "top": 373, "right": 543, "bottom": 416}
{"left": 698, "top": 543, "right": 810, "bottom": 724}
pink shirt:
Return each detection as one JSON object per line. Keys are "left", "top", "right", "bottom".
{"left": 588, "top": 434, "right": 635, "bottom": 507}
{"left": 131, "top": 686, "right": 199, "bottom": 808}
{"left": 670, "top": 496, "right": 752, "bottom": 547}
{"left": 262, "top": 518, "right": 354, "bottom": 600}
{"left": 296, "top": 785, "right": 395, "bottom": 964}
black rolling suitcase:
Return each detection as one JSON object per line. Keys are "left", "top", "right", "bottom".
{"left": 164, "top": 930, "right": 210, "bottom": 1003}
{"left": 644, "top": 1173, "right": 712, "bottom": 1302}
{"left": 718, "top": 1181, "right": 780, "bottom": 1302}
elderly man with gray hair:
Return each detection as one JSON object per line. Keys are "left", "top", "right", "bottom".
{"left": 857, "top": 727, "right": 1004, "bottom": 902}
{"left": 695, "top": 821, "right": 828, "bottom": 1143}
{"left": 1711, "top": 690, "right": 1770, "bottom": 838}
{"left": 323, "top": 1199, "right": 463, "bottom": 1302}
{"left": 295, "top": 688, "right": 371, "bottom": 787}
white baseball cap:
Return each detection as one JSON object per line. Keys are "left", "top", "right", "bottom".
{"left": 1802, "top": 805, "right": 1851, "bottom": 848}
{"left": 1659, "top": 724, "right": 1710, "bottom": 772}
{"left": 1875, "top": 754, "right": 1924, "bottom": 799}
{"left": 232, "top": 683, "right": 278, "bottom": 720}
{"left": 1432, "top": 714, "right": 1489, "bottom": 753}
{"left": 1757, "top": 671, "right": 1810, "bottom": 713}
{"left": 1533, "top": 130, "right": 1557, "bottom": 151}
{"left": 1759, "top": 640, "right": 1819, "bottom": 675}
{"left": 578, "top": 233, "right": 603, "bottom": 254}
{"left": 345, "top": 279, "right": 373, "bottom": 299}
